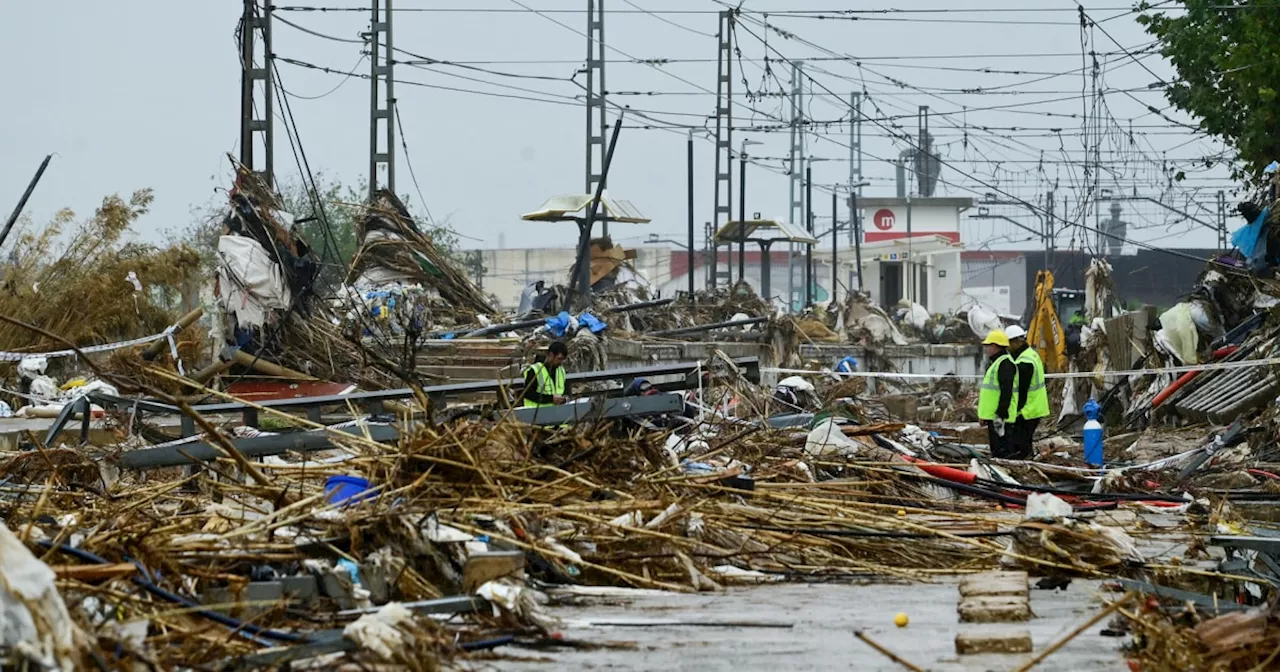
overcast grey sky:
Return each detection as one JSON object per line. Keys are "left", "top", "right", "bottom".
{"left": 0, "top": 1, "right": 1233, "bottom": 255}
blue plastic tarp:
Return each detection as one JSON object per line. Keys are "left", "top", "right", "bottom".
{"left": 577, "top": 311, "right": 608, "bottom": 334}
{"left": 1231, "top": 205, "right": 1270, "bottom": 269}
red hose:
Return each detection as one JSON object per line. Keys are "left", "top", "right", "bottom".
{"left": 1150, "top": 346, "right": 1239, "bottom": 409}
{"left": 1151, "top": 370, "right": 1200, "bottom": 408}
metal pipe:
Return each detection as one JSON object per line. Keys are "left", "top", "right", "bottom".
{"left": 649, "top": 316, "right": 768, "bottom": 337}
{"left": 604, "top": 297, "right": 675, "bottom": 313}
{"left": 0, "top": 154, "right": 52, "bottom": 251}
{"left": 687, "top": 130, "right": 695, "bottom": 299}
{"left": 464, "top": 317, "right": 546, "bottom": 338}
{"left": 577, "top": 115, "right": 624, "bottom": 309}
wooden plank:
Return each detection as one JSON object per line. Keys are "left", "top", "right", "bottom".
{"left": 52, "top": 563, "right": 136, "bottom": 582}
{"left": 958, "top": 595, "right": 1031, "bottom": 623}
{"left": 959, "top": 571, "right": 1029, "bottom": 599}
{"left": 955, "top": 629, "right": 1033, "bottom": 655}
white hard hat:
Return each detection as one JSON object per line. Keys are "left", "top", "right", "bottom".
{"left": 1004, "top": 325, "right": 1027, "bottom": 340}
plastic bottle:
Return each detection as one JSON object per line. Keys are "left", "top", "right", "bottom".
{"left": 1082, "top": 398, "right": 1103, "bottom": 467}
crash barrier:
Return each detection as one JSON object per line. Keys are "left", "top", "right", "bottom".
{"left": 764, "top": 356, "right": 1280, "bottom": 381}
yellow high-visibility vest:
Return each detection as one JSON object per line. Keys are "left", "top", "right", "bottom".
{"left": 1015, "top": 347, "right": 1050, "bottom": 419}
{"left": 977, "top": 354, "right": 1018, "bottom": 422}
{"left": 522, "top": 361, "right": 565, "bottom": 408}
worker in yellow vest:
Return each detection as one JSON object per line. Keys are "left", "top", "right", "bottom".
{"left": 977, "top": 329, "right": 1018, "bottom": 459}
{"left": 521, "top": 341, "right": 568, "bottom": 408}
{"left": 1005, "top": 325, "right": 1048, "bottom": 459}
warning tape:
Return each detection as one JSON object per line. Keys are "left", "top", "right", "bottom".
{"left": 0, "top": 332, "right": 168, "bottom": 362}
{"left": 764, "top": 356, "right": 1280, "bottom": 381}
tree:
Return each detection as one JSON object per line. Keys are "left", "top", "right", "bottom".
{"left": 1137, "top": 1, "right": 1280, "bottom": 178}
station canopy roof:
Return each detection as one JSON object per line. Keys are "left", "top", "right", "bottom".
{"left": 521, "top": 194, "right": 650, "bottom": 223}
{"left": 713, "top": 218, "right": 817, "bottom": 245}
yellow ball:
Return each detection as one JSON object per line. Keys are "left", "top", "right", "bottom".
{"left": 896, "top": 509, "right": 907, "bottom": 517}
{"left": 894, "top": 612, "right": 909, "bottom": 628}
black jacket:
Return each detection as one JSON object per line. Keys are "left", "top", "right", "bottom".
{"left": 994, "top": 355, "right": 1016, "bottom": 420}
{"left": 521, "top": 355, "right": 559, "bottom": 404}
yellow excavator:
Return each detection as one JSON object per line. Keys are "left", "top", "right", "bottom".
{"left": 1026, "top": 270, "right": 1069, "bottom": 374}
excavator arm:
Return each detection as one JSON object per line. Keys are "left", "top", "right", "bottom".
{"left": 1027, "top": 270, "right": 1068, "bottom": 374}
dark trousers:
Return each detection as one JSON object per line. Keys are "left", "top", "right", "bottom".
{"left": 1008, "top": 416, "right": 1040, "bottom": 460}
{"left": 987, "top": 422, "right": 1014, "bottom": 459}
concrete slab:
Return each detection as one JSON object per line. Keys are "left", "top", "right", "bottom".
{"left": 958, "top": 571, "right": 1029, "bottom": 598}
{"left": 955, "top": 629, "right": 1033, "bottom": 654}
{"left": 489, "top": 580, "right": 1126, "bottom": 671}
{"left": 958, "top": 595, "right": 1032, "bottom": 623}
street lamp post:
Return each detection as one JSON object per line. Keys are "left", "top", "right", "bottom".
{"left": 738, "top": 139, "right": 762, "bottom": 285}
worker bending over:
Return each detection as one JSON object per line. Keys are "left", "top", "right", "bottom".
{"left": 1005, "top": 325, "right": 1049, "bottom": 459}
{"left": 977, "top": 330, "right": 1019, "bottom": 459}
{"left": 521, "top": 341, "right": 569, "bottom": 407}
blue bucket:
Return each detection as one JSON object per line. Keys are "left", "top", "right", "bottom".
{"left": 325, "top": 475, "right": 372, "bottom": 506}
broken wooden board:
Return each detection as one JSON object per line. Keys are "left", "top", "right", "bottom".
{"left": 955, "top": 629, "right": 1034, "bottom": 654}
{"left": 958, "top": 595, "right": 1032, "bottom": 623}
{"left": 51, "top": 563, "right": 136, "bottom": 582}
{"left": 959, "top": 570, "right": 1029, "bottom": 599}
{"left": 463, "top": 550, "right": 525, "bottom": 592}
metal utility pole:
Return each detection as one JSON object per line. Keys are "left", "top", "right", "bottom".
{"left": 848, "top": 92, "right": 863, "bottom": 245}
{"left": 585, "top": 0, "right": 608, "bottom": 233}
{"left": 239, "top": 0, "right": 274, "bottom": 186}
{"left": 738, "top": 141, "right": 747, "bottom": 283}
{"left": 787, "top": 63, "right": 805, "bottom": 311}
{"left": 687, "top": 131, "right": 695, "bottom": 299}
{"left": 368, "top": 0, "right": 394, "bottom": 199}
{"left": 711, "top": 10, "right": 734, "bottom": 290}
{"left": 0, "top": 155, "right": 52, "bottom": 251}
{"left": 1217, "top": 189, "right": 1227, "bottom": 252}
{"left": 851, "top": 189, "right": 864, "bottom": 291}
{"left": 830, "top": 188, "right": 838, "bottom": 307}
{"left": 916, "top": 105, "right": 930, "bottom": 197}
{"left": 1044, "top": 190, "right": 1055, "bottom": 269}
{"left": 805, "top": 164, "right": 814, "bottom": 308}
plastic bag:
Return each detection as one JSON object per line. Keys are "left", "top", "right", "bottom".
{"left": 803, "top": 419, "right": 860, "bottom": 457}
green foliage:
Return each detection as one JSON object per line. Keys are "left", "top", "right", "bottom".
{"left": 1136, "top": 1, "right": 1280, "bottom": 177}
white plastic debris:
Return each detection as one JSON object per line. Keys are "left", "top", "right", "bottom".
{"left": 343, "top": 602, "right": 413, "bottom": 660}
{"left": 903, "top": 301, "right": 930, "bottom": 331}
{"left": 645, "top": 502, "right": 683, "bottom": 530}
{"left": 1024, "top": 493, "right": 1073, "bottom": 521}
{"left": 419, "top": 515, "right": 474, "bottom": 543}
{"left": 804, "top": 419, "right": 860, "bottom": 458}
{"left": 0, "top": 521, "right": 83, "bottom": 672}
{"left": 17, "top": 357, "right": 47, "bottom": 379}
{"left": 776, "top": 375, "right": 817, "bottom": 394}
{"left": 708, "top": 565, "right": 784, "bottom": 583}
{"left": 608, "top": 511, "right": 645, "bottom": 528}
{"left": 476, "top": 578, "right": 559, "bottom": 630}
{"left": 966, "top": 303, "right": 1003, "bottom": 340}
{"left": 125, "top": 271, "right": 143, "bottom": 292}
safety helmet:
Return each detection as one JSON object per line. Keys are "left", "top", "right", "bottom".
{"left": 982, "top": 329, "right": 1010, "bottom": 347}
{"left": 1003, "top": 325, "right": 1027, "bottom": 340}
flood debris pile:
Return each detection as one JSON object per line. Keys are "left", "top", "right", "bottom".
{"left": 345, "top": 188, "right": 495, "bottom": 339}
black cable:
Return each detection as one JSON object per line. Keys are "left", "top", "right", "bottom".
{"left": 728, "top": 16, "right": 1239, "bottom": 270}
{"left": 40, "top": 542, "right": 309, "bottom": 644}
{"left": 972, "top": 478, "right": 1187, "bottom": 502}
{"left": 741, "top": 525, "right": 1013, "bottom": 539}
